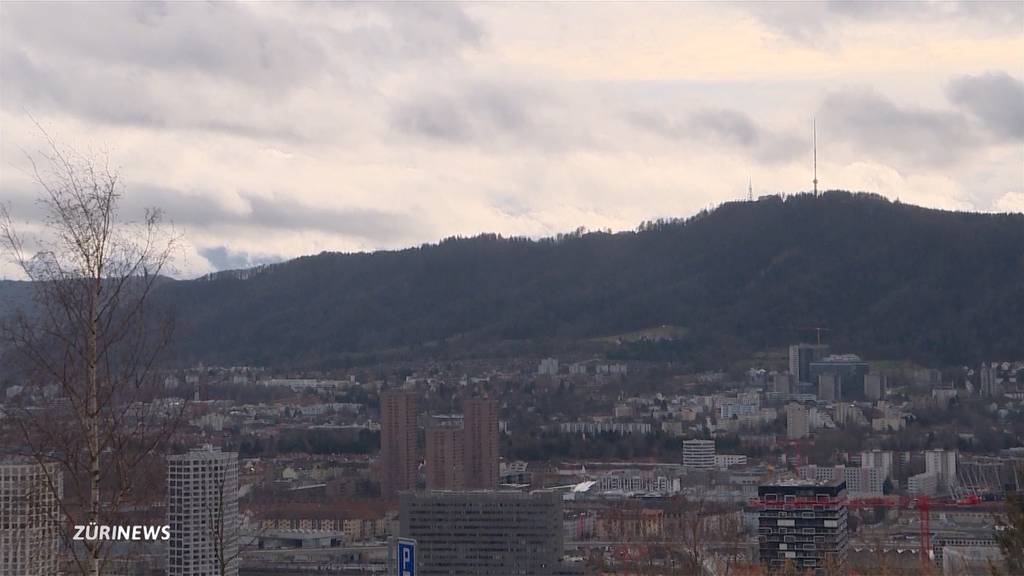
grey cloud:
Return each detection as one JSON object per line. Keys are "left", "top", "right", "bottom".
{"left": 947, "top": 72, "right": 1024, "bottom": 142}
{"left": 0, "top": 3, "right": 484, "bottom": 139}
{"left": 119, "top": 186, "right": 430, "bottom": 245}
{"left": 198, "top": 246, "right": 283, "bottom": 272}
{"left": 818, "top": 88, "right": 976, "bottom": 167}
{"left": 746, "top": 1, "right": 1022, "bottom": 43}
{"left": 630, "top": 108, "right": 807, "bottom": 164}
{"left": 391, "top": 84, "right": 588, "bottom": 151}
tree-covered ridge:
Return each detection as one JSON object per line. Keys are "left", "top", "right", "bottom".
{"left": 74, "top": 192, "right": 1024, "bottom": 367}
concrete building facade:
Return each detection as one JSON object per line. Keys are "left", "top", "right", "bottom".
{"left": 0, "top": 461, "right": 62, "bottom": 576}
{"left": 400, "top": 490, "right": 565, "bottom": 576}
{"left": 167, "top": 445, "right": 239, "bottom": 576}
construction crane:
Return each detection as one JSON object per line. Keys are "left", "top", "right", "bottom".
{"left": 796, "top": 326, "right": 831, "bottom": 346}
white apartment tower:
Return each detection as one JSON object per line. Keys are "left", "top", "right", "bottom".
{"left": 0, "top": 461, "right": 62, "bottom": 576}
{"left": 682, "top": 439, "right": 716, "bottom": 469}
{"left": 168, "top": 445, "right": 239, "bottom": 576}
{"left": 925, "top": 449, "right": 958, "bottom": 493}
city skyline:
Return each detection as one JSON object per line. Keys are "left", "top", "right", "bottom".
{"left": 1, "top": 2, "right": 1021, "bottom": 279}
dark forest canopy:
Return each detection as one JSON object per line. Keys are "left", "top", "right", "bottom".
{"left": 5, "top": 191, "right": 1024, "bottom": 369}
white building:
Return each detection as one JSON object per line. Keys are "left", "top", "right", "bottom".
{"left": 925, "top": 449, "right": 958, "bottom": 493}
{"left": 168, "top": 445, "right": 240, "bottom": 576}
{"left": 538, "top": 358, "right": 559, "bottom": 376}
{"left": 860, "top": 450, "right": 894, "bottom": 479}
{"left": 682, "top": 439, "right": 716, "bottom": 469}
{"left": 715, "top": 454, "right": 748, "bottom": 469}
{"left": 909, "top": 471, "right": 940, "bottom": 496}
{"left": 0, "top": 461, "right": 62, "bottom": 576}
{"left": 559, "top": 421, "right": 652, "bottom": 435}
{"left": 798, "top": 465, "right": 884, "bottom": 497}
{"left": 786, "top": 403, "right": 809, "bottom": 439}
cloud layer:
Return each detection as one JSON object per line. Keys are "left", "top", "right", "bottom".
{"left": 1, "top": 2, "right": 1021, "bottom": 277}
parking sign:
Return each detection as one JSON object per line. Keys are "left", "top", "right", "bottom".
{"left": 397, "top": 538, "right": 416, "bottom": 576}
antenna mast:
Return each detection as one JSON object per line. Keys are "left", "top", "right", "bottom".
{"left": 813, "top": 118, "right": 818, "bottom": 196}
{"left": 748, "top": 177, "right": 753, "bottom": 202}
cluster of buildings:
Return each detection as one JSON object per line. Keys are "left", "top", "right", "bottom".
{"left": 2, "top": 347, "right": 1022, "bottom": 576}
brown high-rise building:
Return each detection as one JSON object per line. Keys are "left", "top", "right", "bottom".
{"left": 425, "top": 424, "right": 464, "bottom": 490}
{"left": 380, "top": 389, "right": 418, "bottom": 497}
{"left": 463, "top": 397, "right": 499, "bottom": 489}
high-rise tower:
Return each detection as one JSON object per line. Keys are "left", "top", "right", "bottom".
{"left": 463, "top": 397, "right": 499, "bottom": 489}
{"left": 167, "top": 445, "right": 239, "bottom": 576}
{"left": 380, "top": 389, "right": 419, "bottom": 497}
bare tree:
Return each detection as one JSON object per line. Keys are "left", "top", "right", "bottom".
{"left": 1, "top": 131, "right": 183, "bottom": 575}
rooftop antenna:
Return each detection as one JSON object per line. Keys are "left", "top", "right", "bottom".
{"left": 813, "top": 117, "right": 818, "bottom": 196}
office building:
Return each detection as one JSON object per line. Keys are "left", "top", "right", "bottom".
{"left": 463, "top": 397, "right": 499, "bottom": 489}
{"left": 786, "top": 403, "right": 810, "bottom": 440}
{"left": 400, "top": 490, "right": 565, "bottom": 576}
{"left": 380, "top": 389, "right": 418, "bottom": 497}
{"left": 167, "top": 445, "right": 239, "bottom": 576}
{"left": 809, "top": 355, "right": 870, "bottom": 400}
{"left": 425, "top": 424, "right": 464, "bottom": 490}
{"left": 0, "top": 461, "right": 62, "bottom": 576}
{"left": 789, "top": 344, "right": 830, "bottom": 384}
{"left": 757, "top": 480, "right": 848, "bottom": 575}
{"left": 682, "top": 439, "right": 716, "bottom": 469}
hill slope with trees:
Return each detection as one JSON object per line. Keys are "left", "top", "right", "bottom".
{"left": 7, "top": 191, "right": 1024, "bottom": 369}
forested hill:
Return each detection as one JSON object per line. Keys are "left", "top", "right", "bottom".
{"left": 7, "top": 191, "right": 1024, "bottom": 369}
{"left": 149, "top": 191, "right": 1024, "bottom": 368}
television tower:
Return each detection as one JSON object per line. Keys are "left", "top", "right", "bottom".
{"left": 813, "top": 118, "right": 818, "bottom": 196}
{"left": 748, "top": 177, "right": 753, "bottom": 202}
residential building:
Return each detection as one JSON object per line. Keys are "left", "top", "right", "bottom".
{"left": 800, "top": 465, "right": 883, "bottom": 497}
{"left": 538, "top": 358, "right": 559, "bottom": 376}
{"left": 908, "top": 471, "right": 939, "bottom": 496}
{"left": 757, "top": 480, "right": 849, "bottom": 576}
{"left": 0, "top": 461, "right": 62, "bottom": 576}
{"left": 860, "top": 450, "right": 894, "bottom": 479}
{"left": 715, "top": 454, "right": 748, "bottom": 469}
{"left": 167, "top": 445, "right": 239, "bottom": 576}
{"left": 463, "top": 397, "right": 499, "bottom": 489}
{"left": 425, "top": 424, "right": 464, "bottom": 491}
{"left": 380, "top": 389, "right": 418, "bottom": 497}
{"left": 925, "top": 449, "right": 958, "bottom": 493}
{"left": 786, "top": 403, "right": 810, "bottom": 440}
{"left": 682, "top": 439, "right": 716, "bottom": 469}
{"left": 400, "top": 490, "right": 566, "bottom": 576}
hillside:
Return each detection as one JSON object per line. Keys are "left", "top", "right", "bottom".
{"left": 6, "top": 192, "right": 1024, "bottom": 369}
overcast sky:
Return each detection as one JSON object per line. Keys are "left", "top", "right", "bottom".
{"left": 2, "top": 2, "right": 1022, "bottom": 278}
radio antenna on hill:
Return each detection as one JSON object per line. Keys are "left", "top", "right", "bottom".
{"left": 748, "top": 177, "right": 753, "bottom": 202}
{"left": 813, "top": 117, "right": 819, "bottom": 196}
